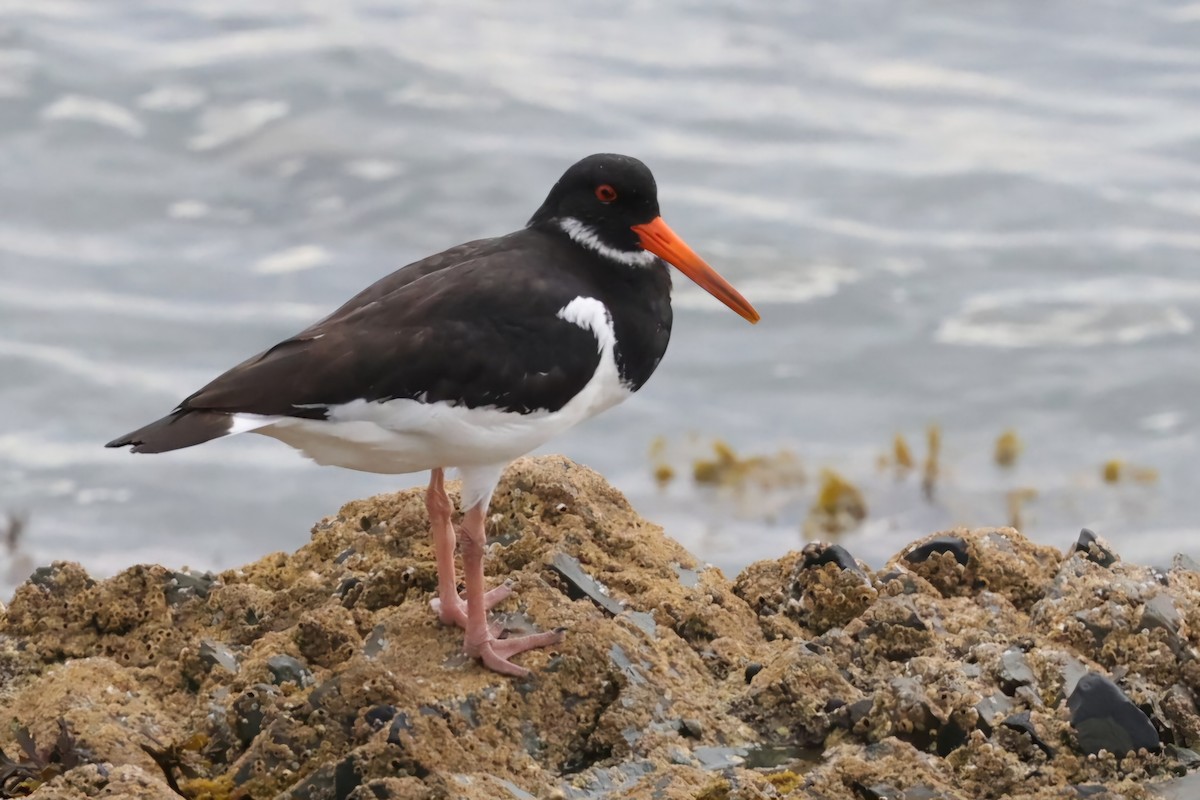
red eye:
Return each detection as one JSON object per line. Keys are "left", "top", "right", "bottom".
{"left": 595, "top": 184, "right": 617, "bottom": 203}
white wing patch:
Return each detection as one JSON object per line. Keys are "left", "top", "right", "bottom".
{"left": 228, "top": 412, "right": 284, "bottom": 435}
{"left": 559, "top": 217, "right": 659, "bottom": 267}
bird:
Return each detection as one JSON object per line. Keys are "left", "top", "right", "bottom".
{"left": 107, "top": 153, "right": 760, "bottom": 677}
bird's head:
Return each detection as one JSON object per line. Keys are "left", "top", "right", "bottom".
{"left": 529, "top": 153, "right": 760, "bottom": 324}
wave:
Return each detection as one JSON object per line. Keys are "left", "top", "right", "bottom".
{"left": 0, "top": 431, "right": 310, "bottom": 471}
{"left": 936, "top": 277, "right": 1200, "bottom": 348}
{"left": 681, "top": 187, "right": 1200, "bottom": 251}
{"left": 673, "top": 263, "right": 859, "bottom": 310}
{"left": 40, "top": 95, "right": 145, "bottom": 137}
{"left": 0, "top": 283, "right": 325, "bottom": 324}
{"left": 0, "top": 339, "right": 201, "bottom": 396}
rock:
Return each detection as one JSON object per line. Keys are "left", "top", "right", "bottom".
{"left": 165, "top": 569, "right": 218, "bottom": 606}
{"left": 2, "top": 457, "right": 1199, "bottom": 799}
{"left": 267, "top": 654, "right": 314, "bottom": 687}
{"left": 1166, "top": 744, "right": 1200, "bottom": 770}
{"left": 31, "top": 763, "right": 180, "bottom": 799}
{"left": 975, "top": 692, "right": 1015, "bottom": 735}
{"left": 1163, "top": 684, "right": 1200, "bottom": 746}
{"left": 1173, "top": 553, "right": 1200, "bottom": 574}
{"left": 1000, "top": 710, "right": 1055, "bottom": 758}
{"left": 1072, "top": 528, "right": 1118, "bottom": 568}
{"left": 905, "top": 535, "right": 970, "bottom": 567}
{"left": 1069, "top": 672, "right": 1161, "bottom": 756}
{"left": 875, "top": 567, "right": 928, "bottom": 596}
{"left": 998, "top": 648, "right": 1037, "bottom": 695}
{"left": 851, "top": 594, "right": 934, "bottom": 662}
{"left": 788, "top": 550, "right": 878, "bottom": 633}
{"left": 730, "top": 551, "right": 806, "bottom": 640}
{"left": 548, "top": 551, "right": 624, "bottom": 616}
{"left": 1152, "top": 771, "right": 1200, "bottom": 799}
{"left": 198, "top": 639, "right": 239, "bottom": 674}
{"left": 934, "top": 716, "right": 970, "bottom": 757}
{"left": 231, "top": 684, "right": 276, "bottom": 745}
{"left": 801, "top": 542, "right": 866, "bottom": 575}
{"left": 1141, "top": 594, "right": 1182, "bottom": 638}
{"left": 1034, "top": 553, "right": 1198, "bottom": 688}
{"left": 735, "top": 645, "right": 862, "bottom": 748}
{"left": 897, "top": 528, "right": 1060, "bottom": 610}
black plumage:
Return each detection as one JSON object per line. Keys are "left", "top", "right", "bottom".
{"left": 107, "top": 160, "right": 675, "bottom": 454}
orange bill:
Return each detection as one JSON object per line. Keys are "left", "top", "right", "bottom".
{"left": 631, "top": 217, "right": 760, "bottom": 324}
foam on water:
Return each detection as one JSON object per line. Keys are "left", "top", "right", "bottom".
{"left": 252, "top": 245, "right": 333, "bottom": 275}
{"left": 0, "top": 433, "right": 309, "bottom": 471}
{"left": 136, "top": 84, "right": 208, "bottom": 112}
{"left": 187, "top": 100, "right": 290, "bottom": 151}
{"left": 938, "top": 304, "right": 1193, "bottom": 348}
{"left": 938, "top": 277, "right": 1200, "bottom": 347}
{"left": 673, "top": 264, "right": 860, "bottom": 310}
{"left": 0, "top": 282, "right": 324, "bottom": 323}
{"left": 40, "top": 95, "right": 145, "bottom": 137}
{"left": 0, "top": 339, "right": 200, "bottom": 397}
{"left": 343, "top": 159, "right": 403, "bottom": 182}
{"left": 0, "top": 225, "right": 148, "bottom": 264}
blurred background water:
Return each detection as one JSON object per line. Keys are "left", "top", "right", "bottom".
{"left": 3, "top": 0, "right": 1200, "bottom": 598}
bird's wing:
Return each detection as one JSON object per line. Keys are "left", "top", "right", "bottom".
{"left": 178, "top": 242, "right": 604, "bottom": 417}
{"left": 310, "top": 236, "right": 505, "bottom": 328}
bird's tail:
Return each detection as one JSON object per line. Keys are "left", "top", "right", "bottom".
{"left": 106, "top": 410, "right": 253, "bottom": 454}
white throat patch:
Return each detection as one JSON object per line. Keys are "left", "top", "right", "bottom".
{"left": 558, "top": 217, "right": 659, "bottom": 267}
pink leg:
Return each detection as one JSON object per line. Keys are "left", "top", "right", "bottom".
{"left": 426, "top": 468, "right": 511, "bottom": 629}
{"left": 459, "top": 502, "right": 564, "bottom": 677}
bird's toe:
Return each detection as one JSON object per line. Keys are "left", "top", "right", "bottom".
{"left": 431, "top": 580, "right": 515, "bottom": 629}
{"left": 474, "top": 629, "right": 565, "bottom": 677}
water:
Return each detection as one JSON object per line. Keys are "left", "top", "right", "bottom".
{"left": 3, "top": 1, "right": 1200, "bottom": 597}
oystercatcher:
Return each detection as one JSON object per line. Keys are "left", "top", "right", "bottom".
{"left": 107, "top": 153, "right": 760, "bottom": 676}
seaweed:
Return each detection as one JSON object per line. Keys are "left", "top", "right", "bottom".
{"left": 0, "top": 720, "right": 90, "bottom": 797}
{"left": 139, "top": 732, "right": 204, "bottom": 798}
{"left": 921, "top": 424, "right": 941, "bottom": 501}
{"left": 994, "top": 429, "right": 1022, "bottom": 468}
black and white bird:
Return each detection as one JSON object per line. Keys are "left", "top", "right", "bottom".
{"left": 108, "top": 153, "right": 759, "bottom": 677}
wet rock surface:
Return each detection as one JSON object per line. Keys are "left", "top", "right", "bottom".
{"left": 1, "top": 458, "right": 1199, "bottom": 799}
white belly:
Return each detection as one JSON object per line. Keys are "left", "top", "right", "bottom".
{"left": 245, "top": 296, "right": 631, "bottom": 475}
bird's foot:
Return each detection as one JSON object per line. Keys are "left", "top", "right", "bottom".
{"left": 464, "top": 628, "right": 566, "bottom": 678}
{"left": 431, "top": 581, "right": 513, "bottom": 629}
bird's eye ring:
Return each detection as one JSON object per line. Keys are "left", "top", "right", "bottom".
{"left": 595, "top": 184, "right": 617, "bottom": 203}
